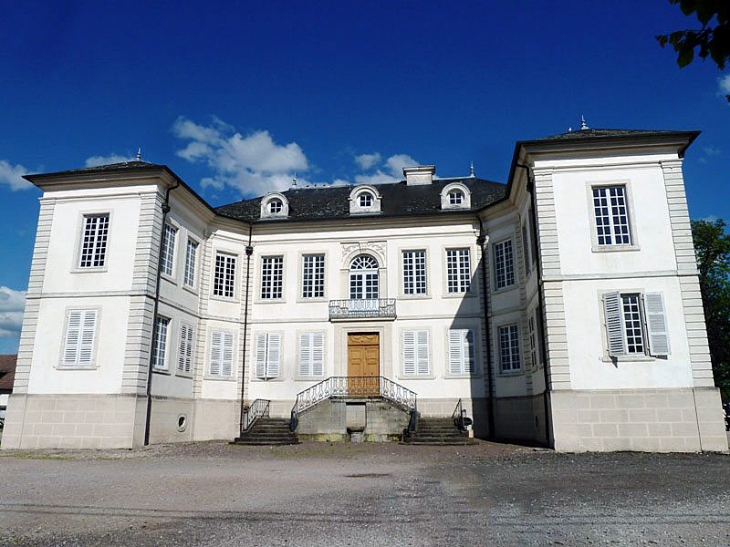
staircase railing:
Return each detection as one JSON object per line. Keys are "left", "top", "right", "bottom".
{"left": 241, "top": 398, "right": 270, "bottom": 435}
{"left": 452, "top": 398, "right": 472, "bottom": 431}
{"left": 289, "top": 376, "right": 417, "bottom": 432}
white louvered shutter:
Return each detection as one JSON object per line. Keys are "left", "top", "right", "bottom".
{"left": 63, "top": 311, "right": 82, "bottom": 365}
{"left": 448, "top": 330, "right": 463, "bottom": 374}
{"left": 416, "top": 330, "right": 429, "bottom": 375}
{"left": 221, "top": 331, "right": 234, "bottom": 377}
{"left": 311, "top": 333, "right": 324, "bottom": 377}
{"left": 255, "top": 333, "right": 268, "bottom": 378}
{"left": 178, "top": 324, "right": 193, "bottom": 373}
{"left": 403, "top": 331, "right": 416, "bottom": 375}
{"left": 78, "top": 310, "right": 97, "bottom": 366}
{"left": 267, "top": 333, "right": 281, "bottom": 378}
{"left": 210, "top": 331, "right": 222, "bottom": 376}
{"left": 64, "top": 310, "right": 97, "bottom": 366}
{"left": 645, "top": 292, "right": 670, "bottom": 356}
{"left": 603, "top": 292, "right": 627, "bottom": 356}
{"left": 299, "top": 333, "right": 311, "bottom": 376}
{"left": 465, "top": 330, "right": 475, "bottom": 373}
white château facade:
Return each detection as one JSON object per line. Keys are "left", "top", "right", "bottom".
{"left": 2, "top": 127, "right": 727, "bottom": 452}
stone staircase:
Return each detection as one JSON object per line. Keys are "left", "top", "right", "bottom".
{"left": 402, "top": 417, "right": 474, "bottom": 445}
{"left": 232, "top": 418, "right": 300, "bottom": 446}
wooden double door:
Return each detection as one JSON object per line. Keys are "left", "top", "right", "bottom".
{"left": 347, "top": 333, "right": 380, "bottom": 396}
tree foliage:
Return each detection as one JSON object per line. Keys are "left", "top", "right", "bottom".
{"left": 657, "top": 0, "right": 730, "bottom": 100}
{"left": 691, "top": 219, "right": 730, "bottom": 399}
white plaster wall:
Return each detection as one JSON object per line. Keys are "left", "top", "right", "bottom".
{"left": 28, "top": 296, "right": 131, "bottom": 394}
{"left": 563, "top": 277, "right": 694, "bottom": 390}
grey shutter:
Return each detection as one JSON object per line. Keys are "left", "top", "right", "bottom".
{"left": 603, "top": 292, "right": 627, "bottom": 356}
{"left": 63, "top": 311, "right": 82, "bottom": 365}
{"left": 645, "top": 292, "right": 670, "bottom": 356}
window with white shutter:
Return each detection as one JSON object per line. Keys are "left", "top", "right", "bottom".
{"left": 177, "top": 323, "right": 194, "bottom": 374}
{"left": 448, "top": 329, "right": 476, "bottom": 375}
{"left": 603, "top": 291, "right": 670, "bottom": 358}
{"left": 645, "top": 292, "right": 670, "bottom": 356}
{"left": 61, "top": 309, "right": 98, "bottom": 368}
{"left": 209, "top": 330, "right": 234, "bottom": 378}
{"left": 299, "top": 332, "right": 324, "bottom": 377}
{"left": 255, "top": 332, "right": 282, "bottom": 379}
{"left": 403, "top": 330, "right": 430, "bottom": 375}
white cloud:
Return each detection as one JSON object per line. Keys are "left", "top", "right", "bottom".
{"left": 0, "top": 160, "right": 32, "bottom": 191}
{"left": 84, "top": 154, "right": 136, "bottom": 168}
{"left": 0, "top": 286, "right": 25, "bottom": 339}
{"left": 173, "top": 116, "right": 309, "bottom": 196}
{"left": 355, "top": 153, "right": 382, "bottom": 170}
{"left": 703, "top": 145, "right": 721, "bottom": 157}
{"left": 719, "top": 74, "right": 730, "bottom": 95}
{"left": 354, "top": 153, "right": 419, "bottom": 185}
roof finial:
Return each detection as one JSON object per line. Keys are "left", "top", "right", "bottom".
{"left": 580, "top": 115, "right": 589, "bottom": 130}
{"left": 469, "top": 161, "right": 475, "bottom": 178}
{"left": 292, "top": 173, "right": 297, "bottom": 188}
{"left": 136, "top": 148, "right": 142, "bottom": 161}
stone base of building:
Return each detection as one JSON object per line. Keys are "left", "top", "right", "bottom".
{"left": 492, "top": 393, "right": 550, "bottom": 445}
{"left": 0, "top": 394, "right": 240, "bottom": 450}
{"left": 550, "top": 387, "right": 728, "bottom": 452}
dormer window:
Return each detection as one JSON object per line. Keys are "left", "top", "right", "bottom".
{"left": 349, "top": 185, "right": 382, "bottom": 215}
{"left": 359, "top": 193, "right": 373, "bottom": 208}
{"left": 448, "top": 190, "right": 464, "bottom": 205}
{"left": 441, "top": 182, "right": 471, "bottom": 210}
{"left": 260, "top": 193, "right": 289, "bottom": 219}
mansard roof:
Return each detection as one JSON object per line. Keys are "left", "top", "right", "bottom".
{"left": 215, "top": 176, "right": 508, "bottom": 223}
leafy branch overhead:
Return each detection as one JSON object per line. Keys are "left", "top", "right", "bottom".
{"left": 657, "top": 0, "right": 730, "bottom": 100}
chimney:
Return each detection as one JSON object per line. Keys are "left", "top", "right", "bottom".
{"left": 403, "top": 165, "right": 436, "bottom": 186}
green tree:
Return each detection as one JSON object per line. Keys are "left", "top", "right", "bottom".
{"left": 691, "top": 218, "right": 730, "bottom": 399}
{"left": 657, "top": 0, "right": 730, "bottom": 101}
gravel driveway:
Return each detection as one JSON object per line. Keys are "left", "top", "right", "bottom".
{"left": 1, "top": 441, "right": 729, "bottom": 546}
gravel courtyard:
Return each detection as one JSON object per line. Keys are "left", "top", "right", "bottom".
{"left": 1, "top": 440, "right": 729, "bottom": 546}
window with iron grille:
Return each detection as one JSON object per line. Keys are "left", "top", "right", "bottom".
{"left": 302, "top": 254, "right": 325, "bottom": 299}
{"left": 402, "top": 250, "right": 427, "bottom": 295}
{"left": 494, "top": 239, "right": 515, "bottom": 290}
{"left": 499, "top": 324, "right": 521, "bottom": 372}
{"left": 183, "top": 239, "right": 198, "bottom": 288}
{"left": 213, "top": 253, "right": 236, "bottom": 298}
{"left": 592, "top": 186, "right": 632, "bottom": 246}
{"left": 446, "top": 249, "right": 471, "bottom": 293}
{"left": 160, "top": 224, "right": 177, "bottom": 277}
{"left": 79, "top": 214, "right": 109, "bottom": 268}
{"left": 261, "top": 256, "right": 284, "bottom": 299}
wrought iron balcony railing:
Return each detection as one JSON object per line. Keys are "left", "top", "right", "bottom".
{"left": 328, "top": 298, "right": 396, "bottom": 320}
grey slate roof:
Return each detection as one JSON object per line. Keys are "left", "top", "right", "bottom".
{"left": 536, "top": 128, "right": 700, "bottom": 142}
{"left": 215, "top": 177, "right": 508, "bottom": 223}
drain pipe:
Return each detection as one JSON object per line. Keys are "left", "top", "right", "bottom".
{"left": 477, "top": 218, "right": 495, "bottom": 440}
{"left": 239, "top": 223, "right": 254, "bottom": 434}
{"left": 144, "top": 177, "right": 179, "bottom": 446}
{"left": 516, "top": 163, "right": 553, "bottom": 447}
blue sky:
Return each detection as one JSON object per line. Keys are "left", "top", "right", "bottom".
{"left": 1, "top": 1, "right": 728, "bottom": 353}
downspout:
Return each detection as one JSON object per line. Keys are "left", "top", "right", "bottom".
{"left": 516, "top": 163, "right": 553, "bottom": 447}
{"left": 239, "top": 223, "right": 254, "bottom": 434}
{"left": 477, "top": 217, "right": 495, "bottom": 440}
{"left": 144, "top": 178, "right": 180, "bottom": 446}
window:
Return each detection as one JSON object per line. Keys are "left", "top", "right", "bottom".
{"left": 494, "top": 240, "right": 515, "bottom": 290}
{"left": 183, "top": 239, "right": 198, "bottom": 288}
{"left": 268, "top": 198, "right": 283, "bottom": 214}
{"left": 499, "top": 325, "right": 521, "bottom": 372}
{"left": 402, "top": 250, "right": 427, "bottom": 295}
{"left": 61, "top": 309, "right": 98, "bottom": 367}
{"left": 446, "top": 249, "right": 471, "bottom": 293}
{"left": 255, "top": 332, "right": 281, "bottom": 379}
{"left": 299, "top": 332, "right": 324, "bottom": 377}
{"left": 440, "top": 183, "right": 471, "bottom": 210}
{"left": 448, "top": 329, "right": 475, "bottom": 374}
{"left": 152, "top": 316, "right": 170, "bottom": 370}
{"left": 528, "top": 312, "right": 541, "bottom": 369}
{"left": 302, "top": 254, "right": 325, "bottom": 299}
{"left": 160, "top": 224, "right": 177, "bottom": 277}
{"left": 79, "top": 214, "right": 109, "bottom": 268}
{"left": 213, "top": 253, "right": 236, "bottom": 298}
{"left": 359, "top": 192, "right": 373, "bottom": 207}
{"left": 592, "top": 186, "right": 632, "bottom": 246}
{"left": 603, "top": 292, "right": 670, "bottom": 357}
{"left": 350, "top": 254, "right": 379, "bottom": 300}
{"left": 522, "top": 223, "right": 531, "bottom": 277}
{"left": 261, "top": 256, "right": 284, "bottom": 299}
{"left": 177, "top": 323, "right": 194, "bottom": 374}
{"left": 209, "top": 330, "right": 234, "bottom": 378}
{"left": 448, "top": 190, "right": 464, "bottom": 205}
{"left": 403, "top": 330, "right": 430, "bottom": 375}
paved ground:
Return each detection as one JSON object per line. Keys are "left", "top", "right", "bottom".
{"left": 1, "top": 440, "right": 729, "bottom": 546}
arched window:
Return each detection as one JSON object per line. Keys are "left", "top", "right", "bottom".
{"left": 268, "top": 198, "right": 283, "bottom": 214}
{"left": 448, "top": 190, "right": 464, "bottom": 205}
{"left": 349, "top": 254, "right": 379, "bottom": 301}
{"left": 358, "top": 192, "right": 373, "bottom": 208}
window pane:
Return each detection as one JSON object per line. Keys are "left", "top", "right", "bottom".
{"left": 261, "top": 256, "right": 284, "bottom": 299}
{"left": 79, "top": 214, "right": 109, "bottom": 268}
